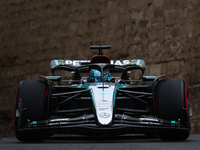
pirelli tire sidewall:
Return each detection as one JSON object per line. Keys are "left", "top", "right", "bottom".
{"left": 156, "top": 79, "right": 190, "bottom": 140}
{"left": 15, "top": 80, "right": 48, "bottom": 142}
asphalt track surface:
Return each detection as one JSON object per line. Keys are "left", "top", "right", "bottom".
{"left": 0, "top": 135, "right": 200, "bottom": 150}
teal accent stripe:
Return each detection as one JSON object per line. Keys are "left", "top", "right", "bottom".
{"left": 171, "top": 121, "right": 176, "bottom": 124}
{"left": 136, "top": 59, "right": 140, "bottom": 66}
{"left": 55, "top": 60, "right": 59, "bottom": 66}
{"left": 115, "top": 83, "right": 127, "bottom": 89}
{"left": 89, "top": 90, "right": 95, "bottom": 107}
{"left": 143, "top": 76, "right": 157, "bottom": 78}
{"left": 32, "top": 121, "right": 37, "bottom": 124}
{"left": 46, "top": 76, "right": 60, "bottom": 78}
{"left": 113, "top": 90, "right": 117, "bottom": 107}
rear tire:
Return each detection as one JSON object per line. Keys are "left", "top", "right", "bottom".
{"left": 15, "top": 80, "right": 48, "bottom": 142}
{"left": 156, "top": 79, "right": 190, "bottom": 140}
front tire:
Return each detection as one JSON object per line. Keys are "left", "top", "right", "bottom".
{"left": 15, "top": 80, "right": 48, "bottom": 142}
{"left": 156, "top": 79, "right": 190, "bottom": 140}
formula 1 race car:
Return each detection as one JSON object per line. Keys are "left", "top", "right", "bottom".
{"left": 15, "top": 45, "right": 192, "bottom": 142}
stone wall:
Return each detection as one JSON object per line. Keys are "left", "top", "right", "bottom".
{"left": 189, "top": 85, "right": 200, "bottom": 134}
{"left": 0, "top": 0, "right": 200, "bottom": 137}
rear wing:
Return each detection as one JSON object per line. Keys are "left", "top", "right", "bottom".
{"left": 50, "top": 59, "right": 145, "bottom": 68}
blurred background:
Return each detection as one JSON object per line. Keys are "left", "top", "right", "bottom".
{"left": 0, "top": 0, "right": 200, "bottom": 137}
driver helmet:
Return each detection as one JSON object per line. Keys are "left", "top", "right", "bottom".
{"left": 88, "top": 69, "right": 112, "bottom": 82}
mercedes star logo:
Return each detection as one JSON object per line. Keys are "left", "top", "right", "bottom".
{"left": 99, "top": 113, "right": 110, "bottom": 118}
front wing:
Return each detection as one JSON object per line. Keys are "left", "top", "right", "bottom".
{"left": 19, "top": 113, "right": 190, "bottom": 135}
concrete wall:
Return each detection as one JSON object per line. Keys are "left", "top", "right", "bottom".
{"left": 0, "top": 0, "right": 200, "bottom": 137}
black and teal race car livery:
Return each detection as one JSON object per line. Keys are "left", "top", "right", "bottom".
{"left": 14, "top": 45, "right": 192, "bottom": 142}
